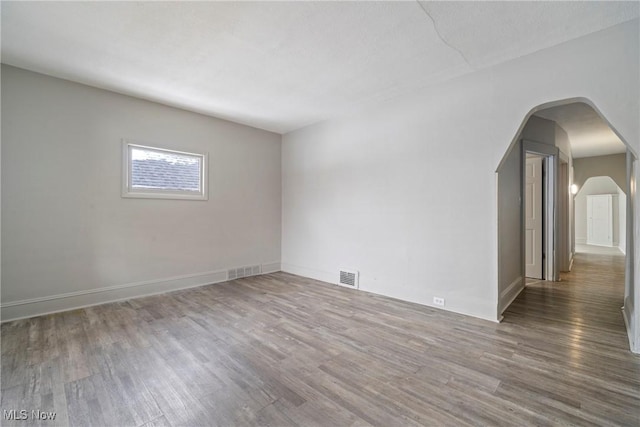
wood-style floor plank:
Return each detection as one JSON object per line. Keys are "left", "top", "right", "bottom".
{"left": 2, "top": 249, "right": 639, "bottom": 426}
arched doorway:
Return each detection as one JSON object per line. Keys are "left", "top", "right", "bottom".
{"left": 496, "top": 98, "right": 638, "bottom": 353}
{"left": 574, "top": 176, "right": 626, "bottom": 253}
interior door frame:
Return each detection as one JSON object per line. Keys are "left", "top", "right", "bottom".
{"left": 558, "top": 153, "right": 570, "bottom": 272}
{"left": 522, "top": 139, "right": 560, "bottom": 282}
{"left": 525, "top": 154, "right": 544, "bottom": 279}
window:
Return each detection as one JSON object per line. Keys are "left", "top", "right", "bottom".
{"left": 122, "top": 140, "right": 208, "bottom": 200}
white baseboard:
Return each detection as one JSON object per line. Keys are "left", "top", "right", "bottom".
{"left": 499, "top": 276, "right": 524, "bottom": 314}
{"left": 261, "top": 262, "right": 281, "bottom": 274}
{"left": 576, "top": 238, "right": 587, "bottom": 245}
{"left": 281, "top": 263, "right": 336, "bottom": 285}
{"left": 586, "top": 242, "right": 615, "bottom": 247}
{"left": 281, "top": 263, "right": 499, "bottom": 323}
{"left": 1, "top": 263, "right": 281, "bottom": 322}
{"left": 621, "top": 305, "right": 638, "bottom": 354}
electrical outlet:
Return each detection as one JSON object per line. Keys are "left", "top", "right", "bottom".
{"left": 433, "top": 297, "right": 445, "bottom": 307}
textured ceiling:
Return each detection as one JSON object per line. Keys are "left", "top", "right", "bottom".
{"left": 535, "top": 103, "right": 627, "bottom": 158}
{"left": 418, "top": 1, "right": 639, "bottom": 69}
{"left": 1, "top": 1, "right": 638, "bottom": 133}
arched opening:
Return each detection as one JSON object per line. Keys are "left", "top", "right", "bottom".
{"left": 574, "top": 176, "right": 626, "bottom": 254}
{"left": 496, "top": 98, "right": 638, "bottom": 353}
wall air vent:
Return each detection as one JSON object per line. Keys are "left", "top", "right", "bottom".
{"left": 228, "top": 265, "right": 261, "bottom": 281}
{"left": 339, "top": 269, "right": 359, "bottom": 289}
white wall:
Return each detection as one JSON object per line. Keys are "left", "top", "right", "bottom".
{"left": 554, "top": 123, "right": 572, "bottom": 160}
{"left": 619, "top": 190, "right": 627, "bottom": 253}
{"left": 0, "top": 65, "right": 2, "bottom": 314}
{"left": 521, "top": 116, "right": 556, "bottom": 146}
{"left": 282, "top": 20, "right": 639, "bottom": 322}
{"left": 555, "top": 125, "right": 574, "bottom": 270}
{"left": 1, "top": 65, "right": 282, "bottom": 320}
{"left": 634, "top": 158, "right": 639, "bottom": 352}
{"left": 626, "top": 155, "right": 638, "bottom": 352}
{"left": 573, "top": 153, "right": 626, "bottom": 191}
{"left": 574, "top": 177, "right": 624, "bottom": 247}
{"left": 497, "top": 141, "right": 522, "bottom": 314}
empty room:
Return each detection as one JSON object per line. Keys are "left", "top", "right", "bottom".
{"left": 1, "top": 1, "right": 639, "bottom": 426}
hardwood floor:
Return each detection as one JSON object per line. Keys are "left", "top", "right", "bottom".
{"left": 2, "top": 251, "right": 639, "bottom": 426}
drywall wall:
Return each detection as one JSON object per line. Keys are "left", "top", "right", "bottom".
{"left": 573, "top": 153, "right": 626, "bottom": 191}
{"left": 522, "top": 116, "right": 556, "bottom": 146}
{"left": 1, "top": 65, "right": 282, "bottom": 320}
{"left": 554, "top": 123, "right": 572, "bottom": 160}
{"left": 574, "top": 177, "right": 624, "bottom": 247}
{"left": 555, "top": 125, "right": 574, "bottom": 271}
{"left": 634, "top": 158, "right": 639, "bottom": 352}
{"left": 619, "top": 190, "right": 627, "bottom": 253}
{"left": 282, "top": 20, "right": 639, "bottom": 322}
{"left": 497, "top": 141, "right": 522, "bottom": 314}
{"left": 624, "top": 154, "right": 638, "bottom": 352}
{"left": 0, "top": 65, "right": 2, "bottom": 306}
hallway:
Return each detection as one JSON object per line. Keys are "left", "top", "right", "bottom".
{"left": 504, "top": 246, "right": 639, "bottom": 425}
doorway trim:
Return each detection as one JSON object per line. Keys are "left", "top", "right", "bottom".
{"left": 522, "top": 139, "right": 559, "bottom": 282}
{"left": 558, "top": 154, "right": 571, "bottom": 272}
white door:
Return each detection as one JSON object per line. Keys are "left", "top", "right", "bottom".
{"left": 525, "top": 156, "right": 543, "bottom": 279}
{"left": 587, "top": 195, "right": 613, "bottom": 246}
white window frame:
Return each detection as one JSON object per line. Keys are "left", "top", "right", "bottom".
{"left": 122, "top": 139, "right": 208, "bottom": 200}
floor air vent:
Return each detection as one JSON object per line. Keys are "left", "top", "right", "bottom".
{"left": 228, "top": 265, "right": 261, "bottom": 280}
{"left": 339, "top": 270, "right": 359, "bottom": 289}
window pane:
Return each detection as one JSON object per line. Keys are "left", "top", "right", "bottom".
{"left": 130, "top": 147, "right": 201, "bottom": 192}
